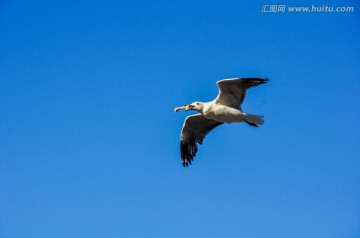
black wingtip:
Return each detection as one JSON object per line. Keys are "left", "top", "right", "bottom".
{"left": 254, "top": 77, "right": 269, "bottom": 84}
{"left": 180, "top": 140, "right": 196, "bottom": 168}
{"left": 239, "top": 78, "right": 269, "bottom": 87}
{"left": 246, "top": 121, "right": 259, "bottom": 127}
{"left": 254, "top": 78, "right": 269, "bottom": 87}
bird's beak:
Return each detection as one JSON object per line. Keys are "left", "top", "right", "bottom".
{"left": 174, "top": 105, "right": 186, "bottom": 112}
{"left": 185, "top": 104, "right": 194, "bottom": 111}
{"left": 174, "top": 104, "right": 194, "bottom": 112}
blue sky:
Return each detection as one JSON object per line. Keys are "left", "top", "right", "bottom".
{"left": 1, "top": 0, "right": 360, "bottom": 237}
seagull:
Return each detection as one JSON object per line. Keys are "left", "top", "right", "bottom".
{"left": 174, "top": 77, "right": 269, "bottom": 167}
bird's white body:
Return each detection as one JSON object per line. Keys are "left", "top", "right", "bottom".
{"left": 201, "top": 102, "right": 246, "bottom": 123}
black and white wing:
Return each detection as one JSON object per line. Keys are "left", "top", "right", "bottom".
{"left": 180, "top": 114, "right": 223, "bottom": 167}
{"left": 215, "top": 78, "right": 269, "bottom": 109}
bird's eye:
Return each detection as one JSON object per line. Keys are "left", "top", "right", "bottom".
{"left": 196, "top": 103, "right": 199, "bottom": 105}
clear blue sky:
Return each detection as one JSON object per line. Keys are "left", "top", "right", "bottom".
{"left": 1, "top": 0, "right": 360, "bottom": 237}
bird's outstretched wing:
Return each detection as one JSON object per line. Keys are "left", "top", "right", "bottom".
{"left": 215, "top": 78, "right": 269, "bottom": 109}
{"left": 180, "top": 114, "right": 223, "bottom": 167}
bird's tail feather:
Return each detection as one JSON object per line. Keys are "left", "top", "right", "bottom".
{"left": 244, "top": 113, "right": 264, "bottom": 126}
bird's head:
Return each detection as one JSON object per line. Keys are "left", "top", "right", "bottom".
{"left": 185, "top": 102, "right": 204, "bottom": 112}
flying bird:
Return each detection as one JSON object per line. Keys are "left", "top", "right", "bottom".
{"left": 174, "top": 77, "right": 269, "bottom": 167}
